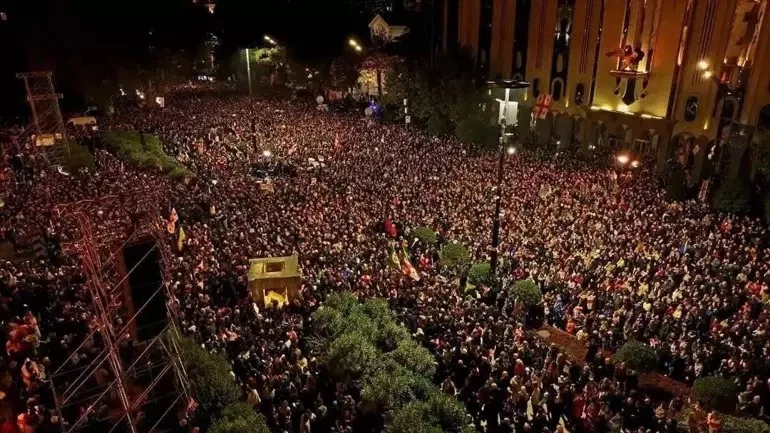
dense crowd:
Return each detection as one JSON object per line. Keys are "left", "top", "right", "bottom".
{"left": 1, "top": 91, "right": 769, "bottom": 433}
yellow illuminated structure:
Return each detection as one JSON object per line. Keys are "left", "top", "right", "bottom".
{"left": 247, "top": 255, "right": 301, "bottom": 308}
{"left": 442, "top": 0, "right": 770, "bottom": 175}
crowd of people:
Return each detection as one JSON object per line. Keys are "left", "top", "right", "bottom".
{"left": 1, "top": 90, "right": 769, "bottom": 433}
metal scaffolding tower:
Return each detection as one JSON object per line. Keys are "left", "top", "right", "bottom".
{"left": 52, "top": 187, "right": 191, "bottom": 433}
{"left": 16, "top": 71, "right": 70, "bottom": 168}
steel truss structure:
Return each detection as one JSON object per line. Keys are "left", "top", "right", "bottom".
{"left": 16, "top": 71, "right": 70, "bottom": 168}
{"left": 52, "top": 187, "right": 190, "bottom": 433}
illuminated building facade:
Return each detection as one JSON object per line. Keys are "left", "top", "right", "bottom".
{"left": 442, "top": 0, "right": 770, "bottom": 175}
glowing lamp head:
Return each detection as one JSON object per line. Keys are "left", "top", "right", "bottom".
{"left": 631, "top": 160, "right": 640, "bottom": 168}
{"left": 616, "top": 154, "right": 630, "bottom": 165}
{"left": 506, "top": 146, "right": 516, "bottom": 155}
{"left": 703, "top": 71, "right": 713, "bottom": 79}
{"left": 697, "top": 60, "right": 709, "bottom": 71}
{"left": 262, "top": 150, "right": 273, "bottom": 157}
{"left": 349, "top": 39, "right": 357, "bottom": 47}
{"left": 355, "top": 45, "right": 362, "bottom": 52}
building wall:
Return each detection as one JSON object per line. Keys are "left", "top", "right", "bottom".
{"left": 443, "top": 0, "right": 770, "bottom": 172}
{"left": 458, "top": 0, "right": 482, "bottom": 59}
{"left": 489, "top": 0, "right": 516, "bottom": 79}
{"left": 672, "top": 0, "right": 737, "bottom": 137}
{"left": 561, "top": 0, "right": 602, "bottom": 114}
{"left": 740, "top": 1, "right": 770, "bottom": 126}
{"left": 525, "top": 0, "right": 558, "bottom": 101}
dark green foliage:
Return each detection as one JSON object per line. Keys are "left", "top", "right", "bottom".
{"left": 468, "top": 262, "right": 493, "bottom": 287}
{"left": 411, "top": 226, "right": 437, "bottom": 246}
{"left": 712, "top": 177, "right": 752, "bottom": 214}
{"left": 178, "top": 336, "right": 241, "bottom": 421}
{"left": 764, "top": 192, "right": 770, "bottom": 224}
{"left": 325, "top": 331, "right": 381, "bottom": 381}
{"left": 66, "top": 141, "right": 95, "bottom": 172}
{"left": 104, "top": 130, "right": 191, "bottom": 181}
{"left": 721, "top": 414, "right": 770, "bottom": 433}
{"left": 614, "top": 340, "right": 659, "bottom": 373}
{"left": 692, "top": 377, "right": 739, "bottom": 412}
{"left": 311, "top": 292, "right": 470, "bottom": 429}
{"left": 454, "top": 117, "right": 498, "bottom": 149}
{"left": 209, "top": 402, "right": 270, "bottom": 433}
{"left": 426, "top": 115, "right": 452, "bottom": 136}
{"left": 666, "top": 164, "right": 688, "bottom": 202}
{"left": 388, "top": 339, "right": 436, "bottom": 379}
{"left": 439, "top": 242, "right": 470, "bottom": 274}
{"left": 511, "top": 279, "right": 542, "bottom": 307}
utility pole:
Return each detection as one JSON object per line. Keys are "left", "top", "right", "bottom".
{"left": 245, "top": 48, "right": 252, "bottom": 96}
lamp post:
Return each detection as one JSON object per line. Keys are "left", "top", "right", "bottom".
{"left": 488, "top": 79, "right": 529, "bottom": 276}
{"left": 696, "top": 60, "right": 744, "bottom": 176}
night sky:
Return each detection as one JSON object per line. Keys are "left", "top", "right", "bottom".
{"left": 0, "top": 0, "right": 382, "bottom": 117}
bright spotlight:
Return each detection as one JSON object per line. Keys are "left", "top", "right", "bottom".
{"left": 703, "top": 71, "right": 713, "bottom": 79}
{"left": 697, "top": 60, "right": 709, "bottom": 71}
{"left": 506, "top": 146, "right": 516, "bottom": 155}
{"left": 262, "top": 150, "right": 273, "bottom": 157}
{"left": 349, "top": 39, "right": 357, "bottom": 47}
{"left": 355, "top": 45, "right": 362, "bottom": 52}
{"left": 631, "top": 160, "right": 640, "bottom": 168}
{"left": 616, "top": 154, "right": 630, "bottom": 165}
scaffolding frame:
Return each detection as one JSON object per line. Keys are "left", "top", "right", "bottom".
{"left": 52, "top": 188, "right": 190, "bottom": 433}
{"left": 16, "top": 71, "right": 70, "bottom": 168}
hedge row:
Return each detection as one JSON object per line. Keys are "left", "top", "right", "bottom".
{"left": 104, "top": 130, "right": 192, "bottom": 181}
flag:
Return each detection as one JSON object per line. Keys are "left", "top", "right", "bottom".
{"left": 401, "top": 244, "right": 420, "bottom": 281}
{"left": 384, "top": 219, "right": 397, "bottom": 237}
{"left": 388, "top": 244, "right": 401, "bottom": 270}
{"left": 167, "top": 208, "right": 178, "bottom": 234}
{"left": 535, "top": 94, "right": 552, "bottom": 119}
{"left": 178, "top": 227, "right": 186, "bottom": 252}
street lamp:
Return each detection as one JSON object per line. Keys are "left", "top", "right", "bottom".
{"left": 487, "top": 79, "right": 529, "bottom": 276}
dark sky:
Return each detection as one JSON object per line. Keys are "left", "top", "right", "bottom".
{"left": 0, "top": 0, "right": 381, "bottom": 117}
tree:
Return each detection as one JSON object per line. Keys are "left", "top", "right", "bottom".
{"left": 411, "top": 226, "right": 437, "bottom": 246}
{"left": 692, "top": 377, "right": 739, "bottom": 412}
{"left": 614, "top": 340, "right": 659, "bottom": 373}
{"left": 511, "top": 279, "right": 542, "bottom": 307}
{"left": 325, "top": 331, "right": 381, "bottom": 381}
{"left": 712, "top": 176, "right": 752, "bottom": 214}
{"left": 439, "top": 242, "right": 470, "bottom": 274}
{"left": 178, "top": 337, "right": 242, "bottom": 421}
{"left": 666, "top": 163, "right": 688, "bottom": 201}
{"left": 468, "top": 262, "right": 493, "bottom": 288}
{"left": 209, "top": 402, "right": 270, "bottom": 433}
{"left": 388, "top": 339, "right": 436, "bottom": 379}
{"left": 66, "top": 141, "right": 95, "bottom": 173}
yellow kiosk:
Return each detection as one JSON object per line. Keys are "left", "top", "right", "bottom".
{"left": 247, "top": 255, "right": 301, "bottom": 308}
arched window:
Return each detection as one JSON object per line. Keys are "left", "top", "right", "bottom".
{"left": 574, "top": 83, "right": 585, "bottom": 106}
{"left": 532, "top": 78, "right": 541, "bottom": 98}
{"left": 684, "top": 96, "right": 699, "bottom": 122}
{"left": 551, "top": 78, "right": 564, "bottom": 101}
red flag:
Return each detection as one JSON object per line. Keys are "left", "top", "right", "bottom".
{"left": 384, "top": 219, "right": 397, "bottom": 238}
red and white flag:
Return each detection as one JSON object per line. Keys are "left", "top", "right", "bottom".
{"left": 535, "top": 94, "right": 552, "bottom": 119}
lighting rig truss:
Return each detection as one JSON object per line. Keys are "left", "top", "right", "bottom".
{"left": 51, "top": 187, "right": 190, "bottom": 433}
